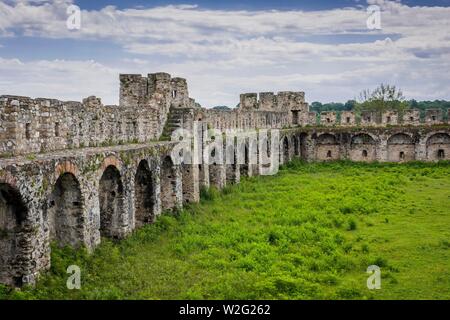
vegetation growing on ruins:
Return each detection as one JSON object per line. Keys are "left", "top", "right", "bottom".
{"left": 355, "top": 84, "right": 409, "bottom": 113}
{"left": 311, "top": 99, "right": 450, "bottom": 120}
{"left": 1, "top": 161, "right": 449, "bottom": 300}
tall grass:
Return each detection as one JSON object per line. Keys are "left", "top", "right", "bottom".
{"left": 1, "top": 161, "right": 449, "bottom": 300}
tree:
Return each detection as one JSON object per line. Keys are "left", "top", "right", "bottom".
{"left": 344, "top": 100, "right": 357, "bottom": 111}
{"left": 355, "top": 84, "right": 409, "bottom": 113}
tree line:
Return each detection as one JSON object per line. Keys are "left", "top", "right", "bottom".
{"left": 310, "top": 84, "right": 450, "bottom": 119}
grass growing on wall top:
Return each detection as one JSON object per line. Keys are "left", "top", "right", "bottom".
{"left": 1, "top": 161, "right": 450, "bottom": 299}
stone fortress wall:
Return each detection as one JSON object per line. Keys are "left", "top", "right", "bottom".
{"left": 1, "top": 72, "right": 450, "bottom": 287}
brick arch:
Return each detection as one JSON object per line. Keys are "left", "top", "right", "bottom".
{"left": 387, "top": 132, "right": 414, "bottom": 145}
{"left": 54, "top": 161, "right": 80, "bottom": 185}
{"left": 0, "top": 170, "right": 18, "bottom": 189}
{"left": 315, "top": 133, "right": 339, "bottom": 161}
{"left": 387, "top": 133, "right": 415, "bottom": 162}
{"left": 423, "top": 130, "right": 450, "bottom": 143}
{"left": 49, "top": 161, "right": 86, "bottom": 204}
{"left": 97, "top": 155, "right": 124, "bottom": 181}
{"left": 350, "top": 133, "right": 377, "bottom": 162}
{"left": 425, "top": 132, "right": 450, "bottom": 161}
{"left": 351, "top": 132, "right": 377, "bottom": 145}
{"left": 316, "top": 133, "right": 338, "bottom": 145}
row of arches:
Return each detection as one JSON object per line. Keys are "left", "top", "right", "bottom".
{"left": 0, "top": 155, "right": 180, "bottom": 285}
{"left": 280, "top": 132, "right": 450, "bottom": 162}
{"left": 47, "top": 159, "right": 161, "bottom": 247}
{"left": 0, "top": 183, "right": 28, "bottom": 286}
{"left": 2, "top": 129, "right": 449, "bottom": 285}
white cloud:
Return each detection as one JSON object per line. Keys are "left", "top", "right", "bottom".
{"left": 0, "top": 57, "right": 119, "bottom": 103}
{"left": 0, "top": 0, "right": 449, "bottom": 106}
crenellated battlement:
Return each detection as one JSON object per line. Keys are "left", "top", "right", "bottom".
{"left": 1, "top": 72, "right": 450, "bottom": 287}
{"left": 310, "top": 109, "right": 448, "bottom": 127}
{"left": 1, "top": 72, "right": 450, "bottom": 158}
{"left": 239, "top": 91, "right": 308, "bottom": 112}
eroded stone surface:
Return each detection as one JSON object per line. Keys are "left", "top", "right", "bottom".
{"left": 0, "top": 72, "right": 449, "bottom": 286}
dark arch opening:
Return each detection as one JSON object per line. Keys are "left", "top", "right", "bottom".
{"left": 293, "top": 136, "right": 300, "bottom": 156}
{"left": 283, "top": 137, "right": 289, "bottom": 162}
{"left": 240, "top": 144, "right": 249, "bottom": 177}
{"left": 317, "top": 133, "right": 338, "bottom": 145}
{"left": 362, "top": 150, "right": 368, "bottom": 158}
{"left": 161, "top": 156, "right": 178, "bottom": 210}
{"left": 48, "top": 173, "right": 84, "bottom": 247}
{"left": 426, "top": 133, "right": 450, "bottom": 161}
{"left": 134, "top": 160, "right": 155, "bottom": 228}
{"left": 351, "top": 133, "right": 375, "bottom": 145}
{"left": 99, "top": 166, "right": 124, "bottom": 238}
{"left": 387, "top": 133, "right": 413, "bottom": 145}
{"left": 299, "top": 133, "right": 308, "bottom": 160}
{"left": 0, "top": 183, "right": 27, "bottom": 286}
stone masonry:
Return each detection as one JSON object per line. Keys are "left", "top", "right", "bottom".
{"left": 0, "top": 72, "right": 449, "bottom": 286}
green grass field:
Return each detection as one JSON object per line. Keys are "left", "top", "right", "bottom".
{"left": 1, "top": 161, "right": 449, "bottom": 300}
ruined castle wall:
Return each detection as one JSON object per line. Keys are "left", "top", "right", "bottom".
{"left": 320, "top": 112, "right": 337, "bottom": 126}
{"left": 284, "top": 127, "right": 450, "bottom": 163}
{"left": 0, "top": 141, "right": 181, "bottom": 285}
{"left": 3, "top": 71, "right": 450, "bottom": 288}
{"left": 340, "top": 111, "right": 356, "bottom": 126}
{"left": 0, "top": 72, "right": 183, "bottom": 156}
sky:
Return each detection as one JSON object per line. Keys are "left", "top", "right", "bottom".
{"left": 0, "top": 0, "right": 449, "bottom": 107}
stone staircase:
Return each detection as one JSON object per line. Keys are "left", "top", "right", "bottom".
{"left": 161, "top": 107, "right": 185, "bottom": 140}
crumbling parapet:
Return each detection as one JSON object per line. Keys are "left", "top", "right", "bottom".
{"left": 360, "top": 111, "right": 379, "bottom": 127}
{"left": 307, "top": 111, "right": 318, "bottom": 126}
{"left": 320, "top": 111, "right": 337, "bottom": 126}
{"left": 239, "top": 93, "right": 258, "bottom": 110}
{"left": 340, "top": 111, "right": 356, "bottom": 126}
{"left": 425, "top": 109, "right": 444, "bottom": 126}
{"left": 402, "top": 109, "right": 421, "bottom": 125}
{"left": 382, "top": 110, "right": 399, "bottom": 126}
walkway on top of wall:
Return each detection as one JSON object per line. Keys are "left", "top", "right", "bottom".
{"left": 0, "top": 141, "right": 176, "bottom": 166}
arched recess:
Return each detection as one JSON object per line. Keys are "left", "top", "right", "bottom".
{"left": 350, "top": 133, "right": 376, "bottom": 162}
{"left": 387, "top": 133, "right": 415, "bottom": 162}
{"left": 161, "top": 156, "right": 178, "bottom": 211}
{"left": 226, "top": 144, "right": 239, "bottom": 185}
{"left": 134, "top": 160, "right": 155, "bottom": 228}
{"left": 47, "top": 172, "right": 84, "bottom": 247}
{"left": 99, "top": 165, "right": 124, "bottom": 238}
{"left": 299, "top": 133, "right": 308, "bottom": 160}
{"left": 316, "top": 133, "right": 340, "bottom": 161}
{"left": 0, "top": 183, "right": 28, "bottom": 286}
{"left": 208, "top": 147, "right": 225, "bottom": 189}
{"left": 240, "top": 143, "right": 249, "bottom": 177}
{"left": 280, "top": 136, "right": 290, "bottom": 164}
{"left": 292, "top": 135, "right": 300, "bottom": 157}
{"left": 426, "top": 132, "right": 450, "bottom": 161}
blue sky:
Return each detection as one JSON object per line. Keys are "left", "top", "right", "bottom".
{"left": 73, "top": 0, "right": 450, "bottom": 10}
{"left": 0, "top": 0, "right": 449, "bottom": 107}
